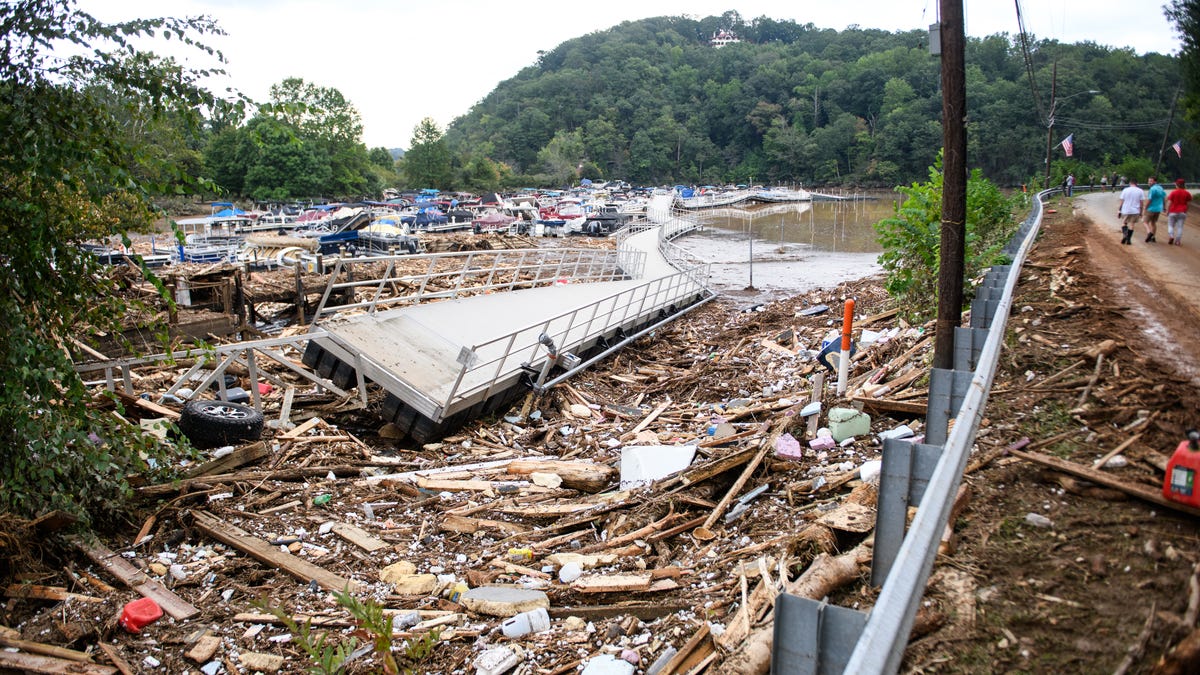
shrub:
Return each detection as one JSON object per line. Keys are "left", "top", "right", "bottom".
{"left": 874, "top": 153, "right": 1021, "bottom": 320}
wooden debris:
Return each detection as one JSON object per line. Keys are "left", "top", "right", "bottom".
{"left": 1011, "top": 450, "right": 1200, "bottom": 518}
{"left": 0, "top": 651, "right": 116, "bottom": 675}
{"left": 190, "top": 510, "right": 363, "bottom": 593}
{"left": 0, "top": 626, "right": 95, "bottom": 662}
{"left": 73, "top": 539, "right": 199, "bottom": 621}
{"left": 505, "top": 459, "right": 616, "bottom": 493}
{"left": 183, "top": 442, "right": 271, "bottom": 478}
{"left": 330, "top": 522, "right": 391, "bottom": 552}
{"left": 185, "top": 634, "right": 222, "bottom": 663}
{"left": 572, "top": 573, "right": 653, "bottom": 593}
{"left": 4, "top": 584, "right": 104, "bottom": 604}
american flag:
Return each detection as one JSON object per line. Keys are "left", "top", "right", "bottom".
{"left": 1060, "top": 134, "right": 1074, "bottom": 157}
{"left": 1173, "top": 140, "right": 1183, "bottom": 158}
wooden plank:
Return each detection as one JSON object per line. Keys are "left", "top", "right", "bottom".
{"left": 572, "top": 573, "right": 652, "bottom": 594}
{"left": 331, "top": 522, "right": 391, "bottom": 552}
{"left": 440, "top": 514, "right": 529, "bottom": 536}
{"left": 415, "top": 477, "right": 496, "bottom": 493}
{"left": 0, "top": 627, "right": 95, "bottom": 662}
{"left": 5, "top": 584, "right": 104, "bottom": 604}
{"left": 73, "top": 540, "right": 199, "bottom": 621}
{"left": 95, "top": 643, "right": 133, "bottom": 675}
{"left": 0, "top": 650, "right": 116, "bottom": 675}
{"left": 183, "top": 442, "right": 271, "bottom": 478}
{"left": 851, "top": 396, "right": 928, "bottom": 416}
{"left": 190, "top": 510, "right": 363, "bottom": 593}
{"left": 1011, "top": 450, "right": 1200, "bottom": 518}
{"left": 185, "top": 634, "right": 222, "bottom": 663}
{"left": 547, "top": 602, "right": 690, "bottom": 621}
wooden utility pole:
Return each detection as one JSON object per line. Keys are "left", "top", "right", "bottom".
{"left": 934, "top": 0, "right": 967, "bottom": 371}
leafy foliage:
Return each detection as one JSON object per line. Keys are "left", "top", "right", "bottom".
{"left": 257, "top": 591, "right": 440, "bottom": 675}
{"left": 402, "top": 117, "right": 453, "bottom": 190}
{"left": 444, "top": 15, "right": 1188, "bottom": 188}
{"left": 874, "top": 153, "right": 1022, "bottom": 319}
{"left": 0, "top": 0, "right": 222, "bottom": 525}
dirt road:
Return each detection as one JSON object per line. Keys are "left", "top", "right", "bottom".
{"left": 1073, "top": 190, "right": 1200, "bottom": 384}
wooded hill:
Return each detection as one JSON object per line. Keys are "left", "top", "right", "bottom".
{"left": 443, "top": 12, "right": 1192, "bottom": 188}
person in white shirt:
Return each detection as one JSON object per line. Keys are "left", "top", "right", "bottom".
{"left": 1118, "top": 179, "right": 1145, "bottom": 245}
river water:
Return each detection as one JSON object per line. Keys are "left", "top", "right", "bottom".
{"left": 671, "top": 191, "right": 900, "bottom": 306}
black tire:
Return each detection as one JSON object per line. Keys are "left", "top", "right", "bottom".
{"left": 178, "top": 400, "right": 264, "bottom": 448}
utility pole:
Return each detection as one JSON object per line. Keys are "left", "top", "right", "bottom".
{"left": 934, "top": 0, "right": 966, "bottom": 371}
{"left": 1155, "top": 86, "right": 1181, "bottom": 177}
{"left": 1043, "top": 62, "right": 1058, "bottom": 189}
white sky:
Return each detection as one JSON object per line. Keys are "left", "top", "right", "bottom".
{"left": 77, "top": 1, "right": 1181, "bottom": 149}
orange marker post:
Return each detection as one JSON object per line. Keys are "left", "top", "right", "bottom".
{"left": 837, "top": 298, "right": 855, "bottom": 395}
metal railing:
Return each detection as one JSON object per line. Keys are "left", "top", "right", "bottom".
{"left": 310, "top": 247, "right": 645, "bottom": 322}
{"left": 438, "top": 265, "right": 711, "bottom": 416}
{"left": 773, "top": 190, "right": 1047, "bottom": 673}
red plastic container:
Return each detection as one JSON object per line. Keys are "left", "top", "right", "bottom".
{"left": 1163, "top": 430, "right": 1200, "bottom": 507}
{"left": 118, "top": 597, "right": 163, "bottom": 633}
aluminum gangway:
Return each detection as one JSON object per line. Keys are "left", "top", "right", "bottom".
{"left": 302, "top": 194, "right": 716, "bottom": 441}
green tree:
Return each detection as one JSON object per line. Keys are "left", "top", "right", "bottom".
{"left": 0, "top": 1, "right": 222, "bottom": 524}
{"left": 404, "top": 118, "right": 453, "bottom": 189}
{"left": 875, "top": 153, "right": 1021, "bottom": 319}
{"left": 265, "top": 78, "right": 374, "bottom": 198}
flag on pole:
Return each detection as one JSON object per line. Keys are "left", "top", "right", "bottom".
{"left": 1059, "top": 134, "right": 1074, "bottom": 157}
{"left": 1173, "top": 139, "right": 1183, "bottom": 158}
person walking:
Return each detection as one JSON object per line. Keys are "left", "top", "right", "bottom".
{"left": 1143, "top": 176, "right": 1166, "bottom": 243}
{"left": 1066, "top": 173, "right": 1076, "bottom": 197}
{"left": 1100, "top": 173, "right": 1109, "bottom": 192}
{"left": 1166, "top": 178, "right": 1192, "bottom": 245}
{"left": 1118, "top": 178, "right": 1145, "bottom": 245}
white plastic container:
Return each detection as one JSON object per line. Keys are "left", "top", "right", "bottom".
{"left": 558, "top": 561, "right": 583, "bottom": 583}
{"left": 500, "top": 607, "right": 550, "bottom": 638}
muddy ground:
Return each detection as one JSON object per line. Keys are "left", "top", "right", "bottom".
{"left": 1, "top": 202, "right": 1199, "bottom": 675}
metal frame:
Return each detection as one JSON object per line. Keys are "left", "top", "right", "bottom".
{"left": 310, "top": 248, "right": 646, "bottom": 322}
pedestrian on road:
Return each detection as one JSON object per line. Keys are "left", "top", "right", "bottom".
{"left": 1100, "top": 174, "right": 1109, "bottom": 192}
{"left": 1143, "top": 176, "right": 1166, "bottom": 243}
{"left": 1166, "top": 178, "right": 1192, "bottom": 246}
{"left": 1066, "top": 173, "right": 1076, "bottom": 197}
{"left": 1118, "top": 179, "right": 1145, "bottom": 245}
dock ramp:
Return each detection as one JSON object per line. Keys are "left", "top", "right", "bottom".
{"left": 302, "top": 196, "right": 714, "bottom": 441}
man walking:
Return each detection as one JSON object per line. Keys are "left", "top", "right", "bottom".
{"left": 1066, "top": 173, "right": 1075, "bottom": 197}
{"left": 1118, "top": 178, "right": 1145, "bottom": 245}
{"left": 1166, "top": 178, "right": 1192, "bottom": 245}
{"left": 1143, "top": 176, "right": 1165, "bottom": 243}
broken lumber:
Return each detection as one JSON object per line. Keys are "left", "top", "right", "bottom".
{"left": 0, "top": 651, "right": 116, "bottom": 675}
{"left": 73, "top": 539, "right": 199, "bottom": 621}
{"left": 505, "top": 459, "right": 617, "bottom": 493}
{"left": 190, "top": 510, "right": 363, "bottom": 592}
{"left": 183, "top": 442, "right": 271, "bottom": 478}
{"left": 1011, "top": 450, "right": 1200, "bottom": 518}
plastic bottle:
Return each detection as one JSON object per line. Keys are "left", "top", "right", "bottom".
{"left": 500, "top": 607, "right": 550, "bottom": 638}
{"left": 1164, "top": 430, "right": 1200, "bottom": 507}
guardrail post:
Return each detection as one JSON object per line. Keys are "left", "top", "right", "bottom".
{"left": 872, "top": 439, "right": 944, "bottom": 585}
{"left": 924, "top": 368, "right": 973, "bottom": 445}
{"left": 771, "top": 593, "right": 868, "bottom": 674}
{"left": 953, "top": 326, "right": 990, "bottom": 372}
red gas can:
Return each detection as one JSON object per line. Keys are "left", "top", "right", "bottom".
{"left": 118, "top": 597, "right": 163, "bottom": 633}
{"left": 1163, "top": 430, "right": 1200, "bottom": 507}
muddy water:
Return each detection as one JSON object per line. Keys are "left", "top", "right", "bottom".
{"left": 673, "top": 194, "right": 899, "bottom": 306}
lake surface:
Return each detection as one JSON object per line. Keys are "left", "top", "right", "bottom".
{"left": 672, "top": 191, "right": 900, "bottom": 306}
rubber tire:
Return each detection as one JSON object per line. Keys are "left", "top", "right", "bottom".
{"left": 178, "top": 400, "right": 264, "bottom": 448}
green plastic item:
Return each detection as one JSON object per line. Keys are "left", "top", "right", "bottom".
{"left": 828, "top": 407, "right": 871, "bottom": 443}
{"left": 312, "top": 494, "right": 332, "bottom": 506}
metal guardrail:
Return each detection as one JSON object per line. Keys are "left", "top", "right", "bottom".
{"left": 773, "top": 190, "right": 1047, "bottom": 674}
{"left": 310, "top": 248, "right": 646, "bottom": 322}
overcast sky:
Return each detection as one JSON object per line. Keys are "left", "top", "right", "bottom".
{"left": 77, "top": 0, "right": 1181, "bottom": 149}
